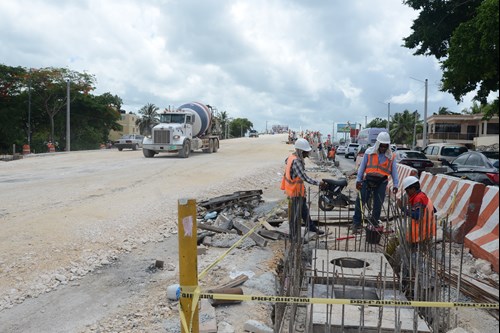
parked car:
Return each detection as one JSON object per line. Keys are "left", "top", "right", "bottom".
{"left": 394, "top": 150, "right": 434, "bottom": 176}
{"left": 249, "top": 130, "right": 259, "bottom": 138}
{"left": 442, "top": 151, "right": 499, "bottom": 186}
{"left": 336, "top": 145, "right": 347, "bottom": 154}
{"left": 114, "top": 134, "right": 144, "bottom": 151}
{"left": 345, "top": 143, "right": 360, "bottom": 159}
{"left": 422, "top": 143, "right": 468, "bottom": 165}
{"left": 478, "top": 150, "right": 499, "bottom": 169}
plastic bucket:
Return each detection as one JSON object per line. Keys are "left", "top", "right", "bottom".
{"left": 365, "top": 225, "right": 383, "bottom": 244}
{"left": 166, "top": 284, "right": 180, "bottom": 300}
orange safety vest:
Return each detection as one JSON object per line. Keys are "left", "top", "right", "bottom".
{"left": 406, "top": 200, "right": 436, "bottom": 243}
{"left": 280, "top": 154, "right": 305, "bottom": 197}
{"left": 365, "top": 152, "right": 394, "bottom": 177}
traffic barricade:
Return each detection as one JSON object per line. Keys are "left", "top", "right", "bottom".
{"left": 464, "top": 186, "right": 499, "bottom": 273}
{"left": 419, "top": 172, "right": 485, "bottom": 242}
{"left": 387, "top": 163, "right": 418, "bottom": 200}
{"left": 22, "top": 144, "right": 30, "bottom": 155}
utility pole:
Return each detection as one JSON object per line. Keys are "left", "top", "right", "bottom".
{"left": 365, "top": 116, "right": 367, "bottom": 128}
{"left": 410, "top": 77, "right": 429, "bottom": 148}
{"left": 423, "top": 79, "right": 428, "bottom": 148}
{"left": 28, "top": 69, "right": 31, "bottom": 146}
{"left": 66, "top": 79, "right": 70, "bottom": 152}
{"left": 412, "top": 110, "right": 418, "bottom": 150}
{"left": 387, "top": 102, "right": 390, "bottom": 131}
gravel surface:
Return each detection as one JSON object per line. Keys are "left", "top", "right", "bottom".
{"left": 0, "top": 134, "right": 291, "bottom": 332}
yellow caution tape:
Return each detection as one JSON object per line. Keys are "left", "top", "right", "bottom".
{"left": 180, "top": 291, "right": 499, "bottom": 309}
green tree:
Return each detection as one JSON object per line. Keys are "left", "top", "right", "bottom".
{"left": 0, "top": 64, "right": 122, "bottom": 153}
{"left": 29, "top": 67, "right": 95, "bottom": 142}
{"left": 366, "top": 118, "right": 387, "bottom": 129}
{"left": 403, "top": 0, "right": 499, "bottom": 119}
{"left": 136, "top": 103, "right": 160, "bottom": 135}
{"left": 229, "top": 118, "right": 253, "bottom": 138}
{"left": 219, "top": 110, "right": 229, "bottom": 139}
{"left": 0, "top": 65, "right": 28, "bottom": 151}
{"left": 389, "top": 110, "right": 421, "bottom": 145}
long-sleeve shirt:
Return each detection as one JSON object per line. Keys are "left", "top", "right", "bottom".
{"left": 356, "top": 151, "right": 399, "bottom": 188}
{"left": 285, "top": 155, "right": 320, "bottom": 186}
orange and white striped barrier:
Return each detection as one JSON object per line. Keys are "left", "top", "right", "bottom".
{"left": 419, "top": 172, "right": 485, "bottom": 242}
{"left": 464, "top": 186, "right": 499, "bottom": 273}
{"left": 387, "top": 163, "right": 418, "bottom": 200}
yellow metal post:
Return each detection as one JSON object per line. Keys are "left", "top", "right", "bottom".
{"left": 178, "top": 198, "right": 199, "bottom": 333}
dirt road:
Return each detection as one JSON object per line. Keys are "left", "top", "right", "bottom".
{"left": 0, "top": 134, "right": 293, "bottom": 332}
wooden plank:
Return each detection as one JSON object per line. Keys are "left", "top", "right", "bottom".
{"left": 260, "top": 219, "right": 277, "bottom": 231}
{"left": 197, "top": 223, "right": 231, "bottom": 234}
{"left": 211, "top": 274, "right": 249, "bottom": 290}
{"left": 233, "top": 220, "right": 268, "bottom": 247}
{"left": 199, "top": 299, "right": 217, "bottom": 333}
{"left": 259, "top": 229, "right": 282, "bottom": 240}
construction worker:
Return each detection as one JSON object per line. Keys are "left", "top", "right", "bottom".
{"left": 397, "top": 176, "right": 436, "bottom": 244}
{"left": 281, "top": 138, "right": 326, "bottom": 236}
{"left": 327, "top": 145, "right": 336, "bottom": 162}
{"left": 351, "top": 131, "right": 398, "bottom": 233}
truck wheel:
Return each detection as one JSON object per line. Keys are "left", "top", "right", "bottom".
{"left": 179, "top": 140, "right": 190, "bottom": 158}
{"left": 118, "top": 148, "right": 123, "bottom": 151}
{"left": 133, "top": 144, "right": 138, "bottom": 151}
{"left": 143, "top": 149, "right": 155, "bottom": 158}
{"left": 212, "top": 139, "right": 218, "bottom": 153}
{"left": 207, "top": 139, "right": 214, "bottom": 153}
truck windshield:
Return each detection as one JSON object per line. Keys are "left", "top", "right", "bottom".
{"left": 160, "top": 113, "right": 185, "bottom": 124}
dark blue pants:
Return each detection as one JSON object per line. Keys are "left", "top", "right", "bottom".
{"left": 352, "top": 180, "right": 388, "bottom": 227}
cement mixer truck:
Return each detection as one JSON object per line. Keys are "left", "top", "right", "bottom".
{"left": 142, "top": 102, "right": 221, "bottom": 158}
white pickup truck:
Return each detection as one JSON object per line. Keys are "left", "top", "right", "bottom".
{"left": 345, "top": 143, "right": 360, "bottom": 159}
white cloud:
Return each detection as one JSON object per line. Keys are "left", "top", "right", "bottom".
{"left": 0, "top": 0, "right": 476, "bottom": 139}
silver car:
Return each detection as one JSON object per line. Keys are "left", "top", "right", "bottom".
{"left": 114, "top": 134, "right": 144, "bottom": 151}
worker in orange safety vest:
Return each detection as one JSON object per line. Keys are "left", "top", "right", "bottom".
{"left": 397, "top": 176, "right": 436, "bottom": 244}
{"left": 281, "top": 138, "right": 326, "bottom": 237}
{"left": 351, "top": 132, "right": 399, "bottom": 234}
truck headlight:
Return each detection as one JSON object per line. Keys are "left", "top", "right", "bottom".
{"left": 173, "top": 135, "right": 180, "bottom": 140}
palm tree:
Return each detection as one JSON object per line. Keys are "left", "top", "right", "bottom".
{"left": 219, "top": 110, "right": 229, "bottom": 139}
{"left": 390, "top": 110, "right": 420, "bottom": 145}
{"left": 136, "top": 103, "right": 160, "bottom": 135}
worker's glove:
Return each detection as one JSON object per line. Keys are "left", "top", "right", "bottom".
{"left": 356, "top": 181, "right": 363, "bottom": 191}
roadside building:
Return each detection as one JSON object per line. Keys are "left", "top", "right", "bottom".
{"left": 416, "top": 114, "right": 499, "bottom": 149}
{"left": 109, "top": 112, "right": 141, "bottom": 141}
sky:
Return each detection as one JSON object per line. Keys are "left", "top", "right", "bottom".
{"left": 0, "top": 0, "right": 479, "bottom": 140}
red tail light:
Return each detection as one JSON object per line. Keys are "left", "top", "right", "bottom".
{"left": 486, "top": 173, "right": 499, "bottom": 184}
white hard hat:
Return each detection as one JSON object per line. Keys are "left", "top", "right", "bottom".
{"left": 294, "top": 138, "right": 312, "bottom": 152}
{"left": 376, "top": 132, "right": 391, "bottom": 144}
{"left": 402, "top": 176, "right": 419, "bottom": 190}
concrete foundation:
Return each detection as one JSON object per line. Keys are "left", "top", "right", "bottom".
{"left": 307, "top": 250, "right": 431, "bottom": 332}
